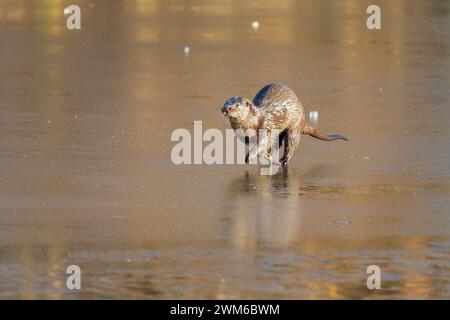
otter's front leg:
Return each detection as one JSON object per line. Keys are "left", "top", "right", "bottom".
{"left": 246, "top": 143, "right": 260, "bottom": 164}
{"left": 246, "top": 130, "right": 276, "bottom": 164}
{"left": 245, "top": 132, "right": 259, "bottom": 164}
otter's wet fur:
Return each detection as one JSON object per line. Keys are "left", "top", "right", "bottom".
{"left": 220, "top": 83, "right": 348, "bottom": 166}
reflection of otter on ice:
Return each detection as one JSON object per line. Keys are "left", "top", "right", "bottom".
{"left": 220, "top": 164, "right": 346, "bottom": 251}
{"left": 222, "top": 168, "right": 300, "bottom": 249}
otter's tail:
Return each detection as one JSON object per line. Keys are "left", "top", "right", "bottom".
{"left": 302, "top": 123, "right": 348, "bottom": 141}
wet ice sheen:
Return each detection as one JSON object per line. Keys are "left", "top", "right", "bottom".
{"left": 0, "top": 0, "right": 449, "bottom": 299}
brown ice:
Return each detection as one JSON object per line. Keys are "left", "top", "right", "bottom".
{"left": 0, "top": 0, "right": 449, "bottom": 299}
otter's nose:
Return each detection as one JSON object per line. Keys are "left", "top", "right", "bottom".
{"left": 221, "top": 106, "right": 228, "bottom": 115}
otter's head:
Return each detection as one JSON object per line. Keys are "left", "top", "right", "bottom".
{"left": 220, "top": 97, "right": 256, "bottom": 121}
{"left": 221, "top": 96, "right": 259, "bottom": 131}
{"left": 221, "top": 97, "right": 247, "bottom": 117}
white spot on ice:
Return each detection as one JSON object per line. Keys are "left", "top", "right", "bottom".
{"left": 309, "top": 111, "right": 319, "bottom": 124}
{"left": 251, "top": 21, "right": 260, "bottom": 31}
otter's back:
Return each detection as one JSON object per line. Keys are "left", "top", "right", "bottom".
{"left": 252, "top": 83, "right": 299, "bottom": 110}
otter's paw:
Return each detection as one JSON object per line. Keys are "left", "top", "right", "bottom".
{"left": 247, "top": 153, "right": 258, "bottom": 164}
{"left": 280, "top": 158, "right": 289, "bottom": 167}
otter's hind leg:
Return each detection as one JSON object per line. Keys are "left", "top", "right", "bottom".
{"left": 278, "top": 130, "right": 287, "bottom": 150}
{"left": 280, "top": 127, "right": 301, "bottom": 166}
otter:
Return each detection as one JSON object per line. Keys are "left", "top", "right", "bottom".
{"left": 220, "top": 83, "right": 348, "bottom": 166}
